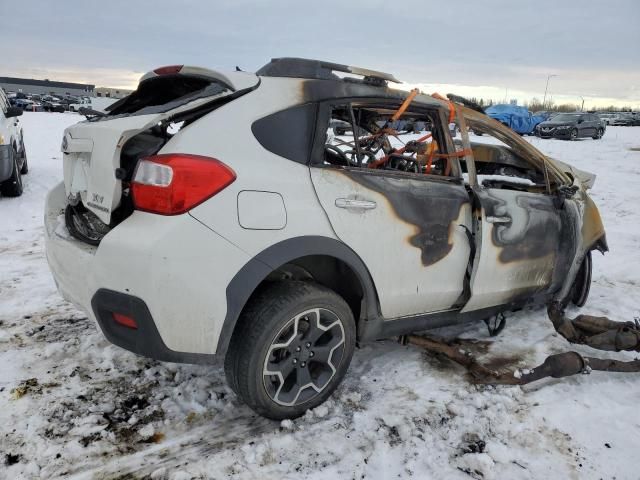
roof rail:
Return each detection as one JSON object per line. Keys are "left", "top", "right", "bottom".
{"left": 256, "top": 57, "right": 400, "bottom": 86}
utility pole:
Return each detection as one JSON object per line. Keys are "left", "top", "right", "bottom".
{"left": 580, "top": 96, "right": 585, "bottom": 111}
{"left": 543, "top": 74, "right": 558, "bottom": 109}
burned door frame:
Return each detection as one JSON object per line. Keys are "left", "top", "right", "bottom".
{"left": 455, "top": 112, "right": 578, "bottom": 313}
{"left": 309, "top": 97, "right": 474, "bottom": 319}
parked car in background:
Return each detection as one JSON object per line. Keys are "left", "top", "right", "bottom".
{"left": 42, "top": 100, "right": 65, "bottom": 113}
{"left": 68, "top": 97, "right": 92, "bottom": 112}
{"left": 13, "top": 99, "right": 44, "bottom": 112}
{"left": 0, "top": 89, "right": 28, "bottom": 196}
{"left": 485, "top": 104, "right": 544, "bottom": 135}
{"left": 12, "top": 99, "right": 32, "bottom": 109}
{"left": 597, "top": 113, "right": 619, "bottom": 125}
{"left": 612, "top": 113, "right": 635, "bottom": 126}
{"left": 533, "top": 110, "right": 558, "bottom": 121}
{"left": 536, "top": 113, "right": 605, "bottom": 140}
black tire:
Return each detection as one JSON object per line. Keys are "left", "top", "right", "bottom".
{"left": 570, "top": 128, "right": 578, "bottom": 140}
{"left": 592, "top": 128, "right": 603, "bottom": 140}
{"left": 571, "top": 251, "right": 592, "bottom": 307}
{"left": 19, "top": 138, "right": 28, "bottom": 174}
{"left": 0, "top": 148, "right": 24, "bottom": 197}
{"left": 224, "top": 281, "right": 356, "bottom": 420}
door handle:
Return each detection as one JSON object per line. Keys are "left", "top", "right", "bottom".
{"left": 486, "top": 216, "right": 511, "bottom": 224}
{"left": 335, "top": 198, "right": 377, "bottom": 210}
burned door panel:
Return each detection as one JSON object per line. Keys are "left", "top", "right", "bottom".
{"left": 310, "top": 167, "right": 472, "bottom": 318}
{"left": 461, "top": 187, "right": 570, "bottom": 312}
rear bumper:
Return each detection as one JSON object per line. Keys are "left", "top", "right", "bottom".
{"left": 45, "top": 181, "right": 253, "bottom": 361}
{"left": 44, "top": 183, "right": 98, "bottom": 310}
{"left": 91, "top": 289, "right": 215, "bottom": 364}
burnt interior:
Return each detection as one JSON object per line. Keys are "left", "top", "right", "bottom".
{"left": 323, "top": 104, "right": 450, "bottom": 176}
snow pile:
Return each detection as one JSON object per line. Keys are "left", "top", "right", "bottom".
{"left": 1, "top": 113, "right": 639, "bottom": 479}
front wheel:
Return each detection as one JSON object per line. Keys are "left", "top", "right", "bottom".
{"left": 570, "top": 128, "right": 578, "bottom": 140}
{"left": 571, "top": 251, "right": 592, "bottom": 307}
{"left": 0, "top": 148, "right": 24, "bottom": 197}
{"left": 225, "top": 281, "right": 356, "bottom": 420}
{"left": 19, "top": 138, "right": 28, "bottom": 174}
{"left": 592, "top": 128, "right": 603, "bottom": 140}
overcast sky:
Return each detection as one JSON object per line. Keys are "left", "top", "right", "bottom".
{"left": 1, "top": 0, "right": 639, "bottom": 108}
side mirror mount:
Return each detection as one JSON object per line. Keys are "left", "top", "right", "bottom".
{"left": 553, "top": 184, "right": 579, "bottom": 209}
{"left": 5, "top": 106, "right": 23, "bottom": 118}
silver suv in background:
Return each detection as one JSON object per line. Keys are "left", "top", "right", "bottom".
{"left": 0, "top": 89, "right": 28, "bottom": 197}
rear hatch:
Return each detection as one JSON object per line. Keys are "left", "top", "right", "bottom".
{"left": 61, "top": 66, "right": 259, "bottom": 225}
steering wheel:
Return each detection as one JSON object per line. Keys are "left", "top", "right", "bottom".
{"left": 324, "top": 144, "right": 350, "bottom": 166}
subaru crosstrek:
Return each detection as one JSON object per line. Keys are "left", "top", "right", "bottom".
{"left": 45, "top": 58, "right": 607, "bottom": 419}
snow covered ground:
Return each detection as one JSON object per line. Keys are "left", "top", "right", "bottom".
{"left": 1, "top": 112, "right": 639, "bottom": 480}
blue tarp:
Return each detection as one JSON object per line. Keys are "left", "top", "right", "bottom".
{"left": 485, "top": 105, "right": 545, "bottom": 134}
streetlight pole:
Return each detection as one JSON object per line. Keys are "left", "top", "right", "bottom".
{"left": 543, "top": 74, "right": 557, "bottom": 109}
{"left": 579, "top": 96, "right": 585, "bottom": 111}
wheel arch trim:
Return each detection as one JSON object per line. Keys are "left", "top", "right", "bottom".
{"left": 216, "top": 235, "right": 380, "bottom": 355}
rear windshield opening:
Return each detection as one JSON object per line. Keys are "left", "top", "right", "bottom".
{"left": 107, "top": 75, "right": 230, "bottom": 116}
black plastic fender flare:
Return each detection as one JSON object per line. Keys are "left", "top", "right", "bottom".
{"left": 215, "top": 235, "right": 380, "bottom": 355}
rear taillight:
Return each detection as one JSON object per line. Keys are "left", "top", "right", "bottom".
{"left": 153, "top": 65, "right": 183, "bottom": 75}
{"left": 131, "top": 154, "right": 236, "bottom": 215}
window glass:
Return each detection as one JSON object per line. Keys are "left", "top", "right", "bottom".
{"left": 321, "top": 103, "right": 453, "bottom": 177}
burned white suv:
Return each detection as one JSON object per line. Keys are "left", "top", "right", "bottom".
{"left": 45, "top": 58, "right": 607, "bottom": 419}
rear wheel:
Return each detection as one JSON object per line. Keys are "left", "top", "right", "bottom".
{"left": 19, "top": 138, "right": 28, "bottom": 174}
{"left": 224, "top": 281, "right": 356, "bottom": 420}
{"left": 592, "top": 128, "right": 603, "bottom": 140}
{"left": 0, "top": 148, "right": 24, "bottom": 197}
{"left": 571, "top": 251, "right": 592, "bottom": 307}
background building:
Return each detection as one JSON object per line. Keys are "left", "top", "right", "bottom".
{"left": 0, "top": 77, "right": 94, "bottom": 97}
{"left": 95, "top": 87, "right": 133, "bottom": 99}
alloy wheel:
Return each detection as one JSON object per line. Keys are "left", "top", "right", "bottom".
{"left": 263, "top": 307, "right": 346, "bottom": 407}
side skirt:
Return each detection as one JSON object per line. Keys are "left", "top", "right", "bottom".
{"left": 358, "top": 294, "right": 553, "bottom": 342}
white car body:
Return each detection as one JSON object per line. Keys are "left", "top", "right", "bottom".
{"left": 0, "top": 89, "right": 26, "bottom": 188}
{"left": 0, "top": 90, "right": 22, "bottom": 147}
{"left": 44, "top": 59, "right": 607, "bottom": 417}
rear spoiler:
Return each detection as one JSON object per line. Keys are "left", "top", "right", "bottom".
{"left": 138, "top": 65, "right": 258, "bottom": 91}
{"left": 104, "top": 66, "right": 259, "bottom": 115}
{"left": 256, "top": 57, "right": 401, "bottom": 86}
